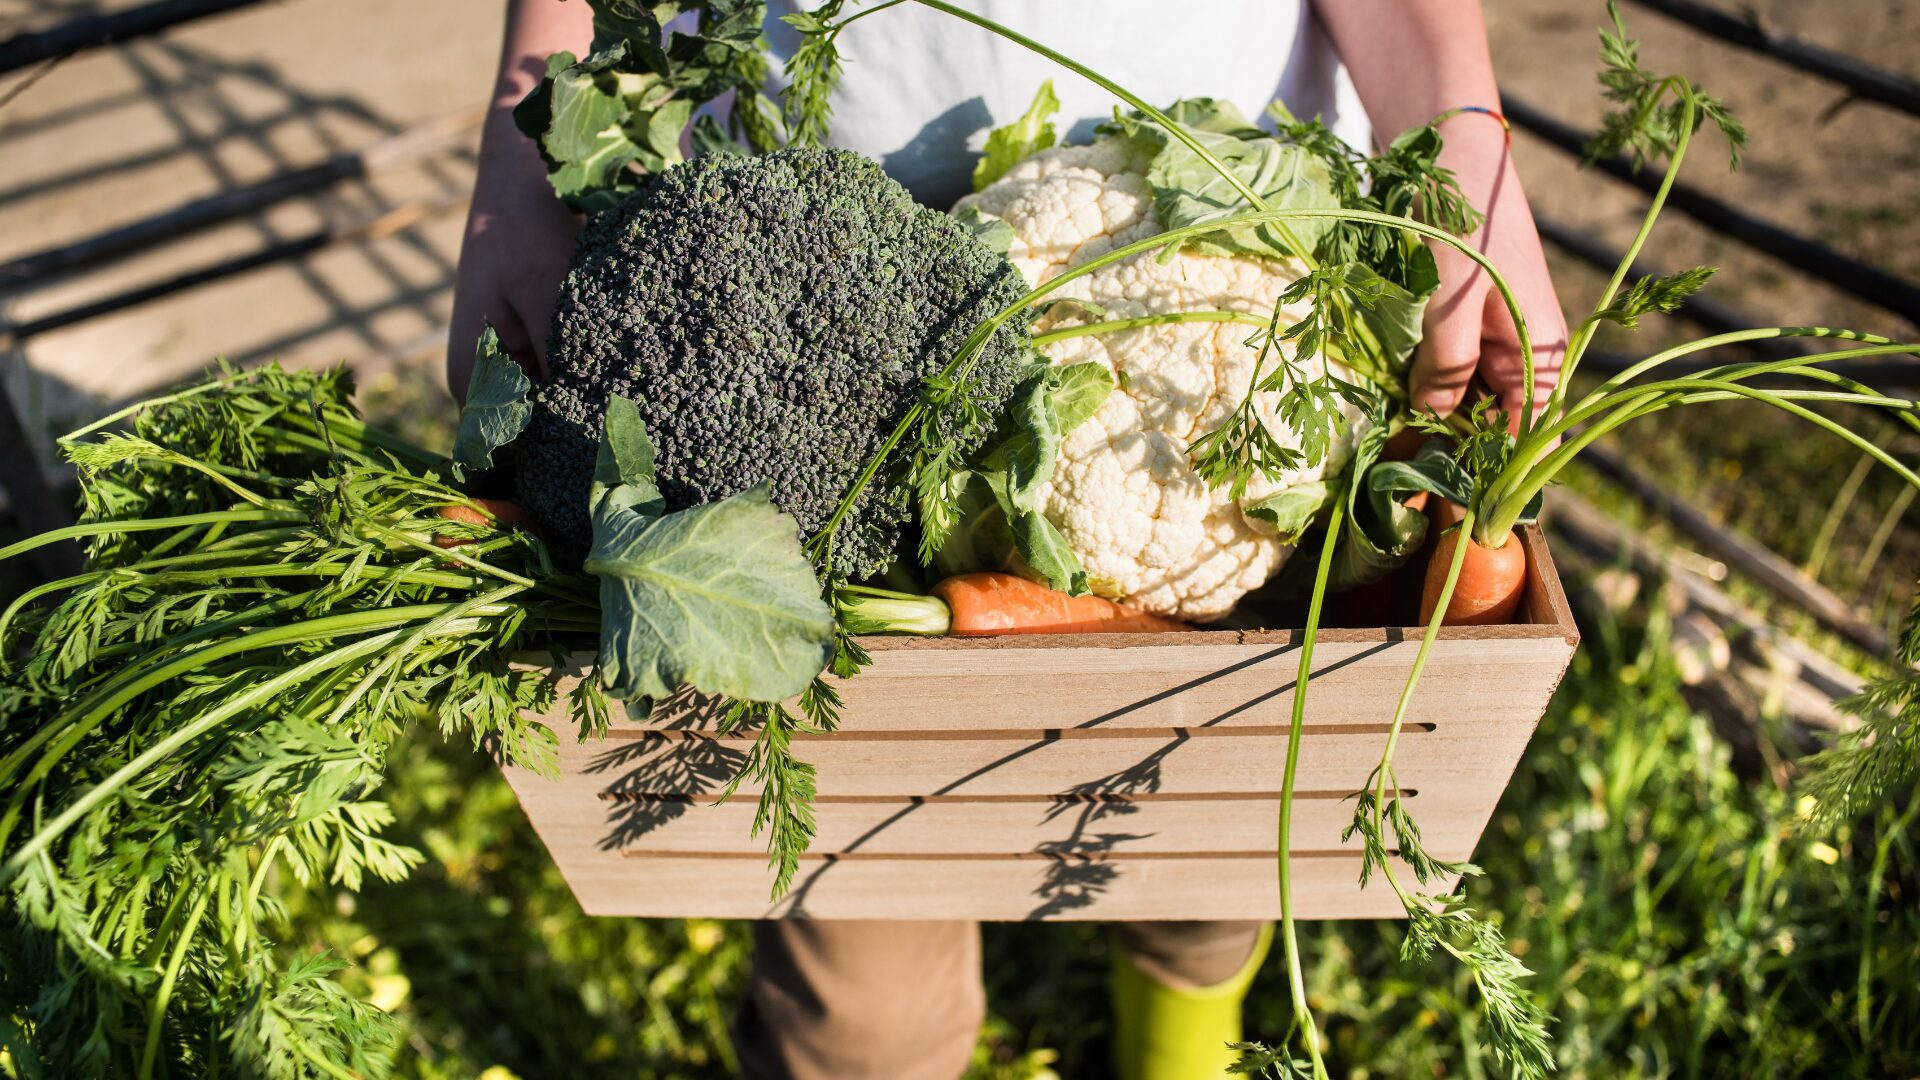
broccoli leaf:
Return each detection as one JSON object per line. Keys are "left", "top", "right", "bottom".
{"left": 1320, "top": 255, "right": 1435, "bottom": 390}
{"left": 587, "top": 485, "right": 836, "bottom": 704}
{"left": 1008, "top": 505, "right": 1090, "bottom": 597}
{"left": 1159, "top": 97, "right": 1264, "bottom": 136}
{"left": 591, "top": 394, "right": 666, "bottom": 517}
{"left": 537, "top": 46, "right": 654, "bottom": 211}
{"left": 974, "top": 469, "right": 1089, "bottom": 596}
{"left": 953, "top": 206, "right": 1016, "bottom": 255}
{"left": 1000, "top": 361, "right": 1115, "bottom": 511}
{"left": 973, "top": 79, "right": 1060, "bottom": 191}
{"left": 451, "top": 323, "right": 532, "bottom": 472}
{"left": 689, "top": 114, "right": 750, "bottom": 157}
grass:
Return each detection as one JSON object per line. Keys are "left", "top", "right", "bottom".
{"left": 254, "top": 587, "right": 1918, "bottom": 1078}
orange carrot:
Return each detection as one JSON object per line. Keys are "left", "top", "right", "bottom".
{"left": 1419, "top": 526, "right": 1528, "bottom": 626}
{"left": 931, "top": 572, "right": 1191, "bottom": 636}
{"left": 434, "top": 498, "right": 533, "bottom": 548}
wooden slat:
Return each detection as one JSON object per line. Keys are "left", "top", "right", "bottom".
{"left": 498, "top": 773, "right": 1496, "bottom": 856}
{"left": 600, "top": 636, "right": 1573, "bottom": 735}
{"left": 549, "top": 852, "right": 1438, "bottom": 920}
{"left": 537, "top": 724, "right": 1532, "bottom": 799}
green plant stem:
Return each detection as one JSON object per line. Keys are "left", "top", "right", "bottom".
{"left": 0, "top": 625, "right": 434, "bottom": 884}
{"left": 0, "top": 509, "right": 302, "bottom": 564}
{"left": 57, "top": 370, "right": 257, "bottom": 443}
{"left": 833, "top": 0, "right": 907, "bottom": 29}
{"left": 2, "top": 601, "right": 471, "bottom": 789}
{"left": 1372, "top": 505, "right": 1476, "bottom": 840}
{"left": 836, "top": 584, "right": 952, "bottom": 636}
{"left": 1483, "top": 344, "right": 1920, "bottom": 539}
{"left": 140, "top": 885, "right": 211, "bottom": 1080}
{"left": 1496, "top": 327, "right": 1912, "bottom": 498}
{"left": 365, "top": 522, "right": 539, "bottom": 589}
{"left": 1859, "top": 484, "right": 1915, "bottom": 579}
{"left": 325, "top": 584, "right": 526, "bottom": 727}
{"left": 1551, "top": 79, "right": 1694, "bottom": 415}
{"left": 1573, "top": 327, "right": 1903, "bottom": 410}
{"left": 1480, "top": 363, "right": 1920, "bottom": 541}
{"left": 1278, "top": 504, "right": 1342, "bottom": 1080}
{"left": 1858, "top": 797, "right": 1920, "bottom": 1044}
{"left": 239, "top": 836, "right": 285, "bottom": 961}
{"left": 108, "top": 443, "right": 273, "bottom": 507}
{"left": 0, "top": 608, "right": 483, "bottom": 870}
{"left": 1028, "top": 310, "right": 1272, "bottom": 346}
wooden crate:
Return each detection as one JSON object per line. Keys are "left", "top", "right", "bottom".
{"left": 503, "top": 527, "right": 1578, "bottom": 921}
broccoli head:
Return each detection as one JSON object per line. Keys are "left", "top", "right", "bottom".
{"left": 515, "top": 146, "right": 1032, "bottom": 577}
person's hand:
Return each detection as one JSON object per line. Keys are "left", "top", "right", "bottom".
{"left": 446, "top": 0, "right": 593, "bottom": 402}
{"left": 1408, "top": 121, "right": 1569, "bottom": 429}
{"left": 446, "top": 118, "right": 580, "bottom": 402}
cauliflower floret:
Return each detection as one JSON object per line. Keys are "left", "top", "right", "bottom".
{"left": 956, "top": 141, "right": 1366, "bottom": 620}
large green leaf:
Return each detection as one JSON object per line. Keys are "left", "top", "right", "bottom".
{"left": 1118, "top": 110, "right": 1341, "bottom": 261}
{"left": 451, "top": 324, "right": 531, "bottom": 472}
{"left": 543, "top": 51, "right": 647, "bottom": 209}
{"left": 973, "top": 80, "right": 1060, "bottom": 191}
{"left": 515, "top": 1, "right": 770, "bottom": 211}
{"left": 1008, "top": 506, "right": 1089, "bottom": 597}
{"left": 1336, "top": 255, "right": 1437, "bottom": 388}
{"left": 586, "top": 486, "right": 834, "bottom": 704}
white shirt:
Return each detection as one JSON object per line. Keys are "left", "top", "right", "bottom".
{"left": 761, "top": 0, "right": 1372, "bottom": 208}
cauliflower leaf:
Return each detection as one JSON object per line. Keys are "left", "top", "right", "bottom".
{"left": 973, "top": 80, "right": 1060, "bottom": 191}
{"left": 1110, "top": 103, "right": 1341, "bottom": 261}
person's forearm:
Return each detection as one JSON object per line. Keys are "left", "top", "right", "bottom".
{"left": 484, "top": 0, "right": 595, "bottom": 167}
{"left": 1310, "top": 0, "right": 1515, "bottom": 247}
{"left": 1309, "top": 0, "right": 1500, "bottom": 142}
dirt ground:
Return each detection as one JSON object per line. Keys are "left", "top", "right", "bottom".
{"left": 0, "top": 0, "right": 495, "bottom": 433}
{"left": 1487, "top": 0, "right": 1919, "bottom": 341}
{"left": 0, "top": 0, "right": 1915, "bottom": 573}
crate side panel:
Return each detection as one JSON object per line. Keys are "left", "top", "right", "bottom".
{"left": 540, "top": 724, "right": 1536, "bottom": 798}
{"left": 543, "top": 852, "right": 1428, "bottom": 920}
{"left": 501, "top": 768, "right": 1497, "bottom": 856}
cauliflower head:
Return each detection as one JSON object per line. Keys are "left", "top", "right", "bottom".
{"left": 956, "top": 139, "right": 1365, "bottom": 620}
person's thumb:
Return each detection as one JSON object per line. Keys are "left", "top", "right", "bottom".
{"left": 1408, "top": 282, "right": 1488, "bottom": 419}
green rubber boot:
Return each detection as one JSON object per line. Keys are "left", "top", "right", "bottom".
{"left": 1109, "top": 923, "right": 1274, "bottom": 1080}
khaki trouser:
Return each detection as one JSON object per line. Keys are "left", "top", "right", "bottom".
{"left": 733, "top": 919, "right": 1265, "bottom": 1080}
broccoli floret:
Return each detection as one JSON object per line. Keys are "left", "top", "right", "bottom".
{"left": 515, "top": 146, "right": 1032, "bottom": 577}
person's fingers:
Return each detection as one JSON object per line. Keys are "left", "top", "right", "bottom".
{"left": 1476, "top": 276, "right": 1567, "bottom": 433}
{"left": 1409, "top": 276, "right": 1489, "bottom": 418}
{"left": 446, "top": 270, "right": 485, "bottom": 404}
{"left": 504, "top": 261, "right": 563, "bottom": 379}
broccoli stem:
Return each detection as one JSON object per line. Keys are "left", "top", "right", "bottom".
{"left": 836, "top": 584, "right": 952, "bottom": 636}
